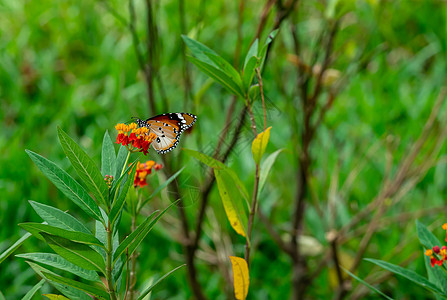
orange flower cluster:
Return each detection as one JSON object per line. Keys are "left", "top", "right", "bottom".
{"left": 134, "top": 161, "right": 163, "bottom": 188}
{"left": 115, "top": 123, "right": 157, "bottom": 155}
{"left": 424, "top": 223, "right": 447, "bottom": 267}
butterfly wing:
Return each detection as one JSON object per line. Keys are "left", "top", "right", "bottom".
{"left": 138, "top": 113, "right": 197, "bottom": 154}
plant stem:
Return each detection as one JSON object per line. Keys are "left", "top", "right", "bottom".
{"left": 107, "top": 220, "right": 118, "bottom": 300}
{"left": 244, "top": 163, "right": 260, "bottom": 265}
{"left": 129, "top": 214, "right": 138, "bottom": 300}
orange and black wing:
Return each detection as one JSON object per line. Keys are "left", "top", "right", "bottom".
{"left": 136, "top": 113, "right": 197, "bottom": 154}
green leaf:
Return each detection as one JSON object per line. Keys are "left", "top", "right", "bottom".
{"left": 242, "top": 56, "right": 258, "bottom": 92}
{"left": 101, "top": 130, "right": 116, "bottom": 177}
{"left": 115, "top": 145, "right": 128, "bottom": 179}
{"left": 26, "top": 150, "right": 104, "bottom": 223}
{"left": 184, "top": 149, "right": 248, "bottom": 204}
{"left": 42, "top": 233, "right": 106, "bottom": 274}
{"left": 258, "top": 29, "right": 278, "bottom": 71}
{"left": 110, "top": 157, "right": 137, "bottom": 196}
{"left": 183, "top": 148, "right": 226, "bottom": 170}
{"left": 203, "top": 52, "right": 243, "bottom": 87}
{"left": 0, "top": 231, "right": 32, "bottom": 265}
{"left": 136, "top": 264, "right": 186, "bottom": 300}
{"left": 342, "top": 267, "right": 394, "bottom": 300}
{"left": 251, "top": 127, "right": 272, "bottom": 165}
{"left": 365, "top": 258, "right": 447, "bottom": 297}
{"left": 43, "top": 295, "right": 70, "bottom": 300}
{"left": 215, "top": 168, "right": 248, "bottom": 238}
{"left": 187, "top": 56, "right": 245, "bottom": 98}
{"left": 416, "top": 220, "right": 443, "bottom": 249}
{"left": 17, "top": 253, "right": 100, "bottom": 282}
{"left": 113, "top": 200, "right": 179, "bottom": 265}
{"left": 22, "top": 279, "right": 45, "bottom": 300}
{"left": 113, "top": 210, "right": 158, "bottom": 265}
{"left": 259, "top": 149, "right": 283, "bottom": 193}
{"left": 29, "top": 201, "right": 91, "bottom": 234}
{"left": 139, "top": 167, "right": 185, "bottom": 210}
{"left": 26, "top": 261, "right": 91, "bottom": 300}
{"left": 57, "top": 127, "right": 109, "bottom": 210}
{"left": 424, "top": 255, "right": 447, "bottom": 297}
{"left": 110, "top": 164, "right": 137, "bottom": 226}
{"left": 19, "top": 223, "right": 104, "bottom": 248}
{"left": 42, "top": 272, "right": 110, "bottom": 300}
{"left": 181, "top": 35, "right": 218, "bottom": 66}
{"left": 244, "top": 39, "right": 258, "bottom": 69}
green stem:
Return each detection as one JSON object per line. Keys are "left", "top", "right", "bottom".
{"left": 244, "top": 163, "right": 260, "bottom": 266}
{"left": 113, "top": 152, "right": 132, "bottom": 205}
{"left": 107, "top": 220, "right": 118, "bottom": 300}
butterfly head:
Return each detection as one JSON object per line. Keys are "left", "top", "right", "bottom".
{"left": 131, "top": 117, "right": 147, "bottom": 128}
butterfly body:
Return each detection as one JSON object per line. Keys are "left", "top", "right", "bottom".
{"left": 135, "top": 112, "right": 197, "bottom": 154}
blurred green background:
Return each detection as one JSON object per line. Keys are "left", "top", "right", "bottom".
{"left": 2, "top": 0, "right": 447, "bottom": 298}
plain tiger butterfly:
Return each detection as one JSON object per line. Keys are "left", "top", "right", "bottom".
{"left": 133, "top": 112, "right": 197, "bottom": 154}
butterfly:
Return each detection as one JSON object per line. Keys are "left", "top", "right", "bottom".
{"left": 133, "top": 112, "right": 197, "bottom": 154}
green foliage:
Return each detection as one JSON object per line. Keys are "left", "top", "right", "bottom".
{"left": 2, "top": 0, "right": 447, "bottom": 298}
{"left": 16, "top": 130, "right": 180, "bottom": 298}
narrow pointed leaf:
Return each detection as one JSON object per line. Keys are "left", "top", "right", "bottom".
{"left": 42, "top": 233, "right": 105, "bottom": 274}
{"left": 113, "top": 200, "right": 178, "bottom": 265}
{"left": 184, "top": 149, "right": 248, "bottom": 203}
{"left": 136, "top": 264, "right": 186, "bottom": 300}
{"left": 17, "top": 253, "right": 100, "bottom": 282}
{"left": 342, "top": 267, "right": 394, "bottom": 300}
{"left": 43, "top": 295, "right": 70, "bottom": 300}
{"left": 365, "top": 258, "right": 447, "bottom": 297}
{"left": 416, "top": 220, "right": 443, "bottom": 249}
{"left": 230, "top": 256, "right": 249, "bottom": 300}
{"left": 187, "top": 56, "right": 245, "bottom": 98}
{"left": 182, "top": 35, "right": 218, "bottom": 66}
{"left": 259, "top": 149, "right": 284, "bottom": 193}
{"left": 215, "top": 169, "right": 247, "bottom": 237}
{"left": 0, "top": 232, "right": 32, "bottom": 265}
{"left": 146, "top": 167, "right": 184, "bottom": 201}
{"left": 251, "top": 127, "right": 272, "bottom": 165}
{"left": 424, "top": 255, "right": 447, "bottom": 296}
{"left": 183, "top": 148, "right": 226, "bottom": 170}
{"left": 19, "top": 223, "right": 104, "bottom": 248}
{"left": 244, "top": 39, "right": 258, "bottom": 68}
{"left": 26, "top": 261, "right": 91, "bottom": 300}
{"left": 115, "top": 145, "right": 128, "bottom": 179}
{"left": 57, "top": 127, "right": 109, "bottom": 209}
{"left": 113, "top": 210, "right": 159, "bottom": 265}
{"left": 111, "top": 158, "right": 137, "bottom": 196}
{"left": 22, "top": 279, "right": 45, "bottom": 300}
{"left": 42, "top": 272, "right": 110, "bottom": 300}
{"left": 101, "top": 131, "right": 116, "bottom": 177}
{"left": 26, "top": 150, "right": 104, "bottom": 222}
{"left": 242, "top": 56, "right": 258, "bottom": 91}
{"left": 203, "top": 52, "right": 243, "bottom": 87}
{"left": 259, "top": 29, "right": 278, "bottom": 71}
{"left": 43, "top": 294, "right": 70, "bottom": 300}
{"left": 110, "top": 165, "right": 137, "bottom": 226}
{"left": 29, "top": 201, "right": 91, "bottom": 234}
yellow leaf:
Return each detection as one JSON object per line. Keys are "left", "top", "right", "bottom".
{"left": 215, "top": 169, "right": 247, "bottom": 237}
{"left": 230, "top": 256, "right": 249, "bottom": 300}
{"left": 43, "top": 295, "right": 70, "bottom": 300}
{"left": 251, "top": 127, "right": 272, "bottom": 165}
